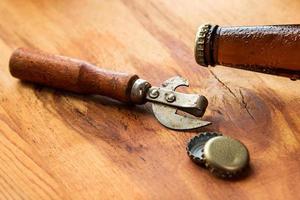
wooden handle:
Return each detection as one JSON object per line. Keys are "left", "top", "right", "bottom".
{"left": 9, "top": 48, "right": 139, "bottom": 102}
{"left": 197, "top": 24, "right": 300, "bottom": 79}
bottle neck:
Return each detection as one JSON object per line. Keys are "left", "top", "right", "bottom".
{"left": 195, "top": 24, "right": 300, "bottom": 80}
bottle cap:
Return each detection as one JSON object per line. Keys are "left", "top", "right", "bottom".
{"left": 194, "top": 24, "right": 219, "bottom": 67}
{"left": 187, "top": 132, "right": 221, "bottom": 166}
{"left": 187, "top": 132, "right": 250, "bottom": 178}
{"left": 204, "top": 136, "right": 249, "bottom": 178}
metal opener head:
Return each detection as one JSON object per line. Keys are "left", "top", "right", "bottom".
{"left": 144, "top": 76, "right": 211, "bottom": 130}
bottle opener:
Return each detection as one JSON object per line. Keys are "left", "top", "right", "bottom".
{"left": 9, "top": 48, "right": 211, "bottom": 130}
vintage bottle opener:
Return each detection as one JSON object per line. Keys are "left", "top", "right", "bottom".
{"left": 9, "top": 48, "right": 211, "bottom": 130}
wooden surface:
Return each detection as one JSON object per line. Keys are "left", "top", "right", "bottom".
{"left": 0, "top": 0, "right": 299, "bottom": 199}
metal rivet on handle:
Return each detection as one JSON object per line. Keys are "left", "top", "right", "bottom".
{"left": 149, "top": 88, "right": 160, "bottom": 99}
{"left": 165, "top": 92, "right": 176, "bottom": 102}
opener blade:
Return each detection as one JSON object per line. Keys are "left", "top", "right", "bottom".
{"left": 149, "top": 76, "right": 211, "bottom": 130}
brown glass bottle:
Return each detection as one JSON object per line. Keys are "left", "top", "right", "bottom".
{"left": 195, "top": 24, "right": 300, "bottom": 80}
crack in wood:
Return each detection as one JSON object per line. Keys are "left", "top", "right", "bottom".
{"left": 209, "top": 70, "right": 255, "bottom": 120}
{"left": 239, "top": 89, "right": 255, "bottom": 120}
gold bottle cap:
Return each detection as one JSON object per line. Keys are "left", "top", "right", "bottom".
{"left": 194, "top": 24, "right": 211, "bottom": 66}
{"left": 203, "top": 136, "right": 249, "bottom": 178}
{"left": 187, "top": 132, "right": 221, "bottom": 166}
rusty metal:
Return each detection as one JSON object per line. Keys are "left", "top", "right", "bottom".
{"left": 150, "top": 76, "right": 210, "bottom": 130}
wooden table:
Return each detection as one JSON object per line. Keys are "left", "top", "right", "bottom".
{"left": 0, "top": 0, "right": 299, "bottom": 199}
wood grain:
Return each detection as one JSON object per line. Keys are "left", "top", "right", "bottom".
{"left": 0, "top": 0, "right": 299, "bottom": 199}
